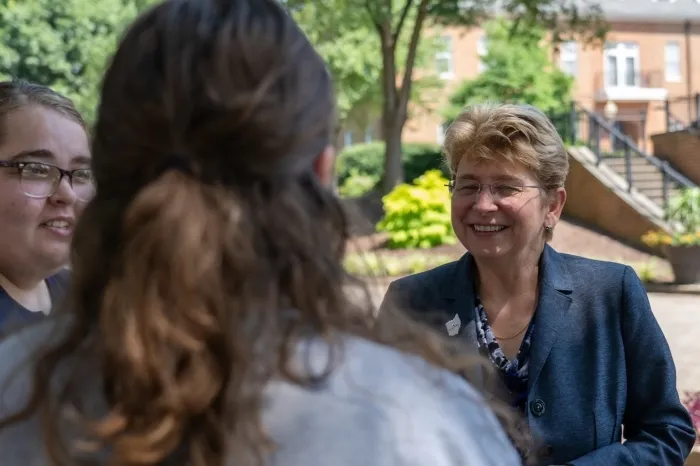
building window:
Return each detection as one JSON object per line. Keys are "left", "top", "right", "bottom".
{"left": 436, "top": 124, "right": 447, "bottom": 145}
{"left": 664, "top": 41, "right": 681, "bottom": 82}
{"left": 603, "top": 42, "right": 639, "bottom": 87}
{"left": 559, "top": 41, "right": 577, "bottom": 76}
{"left": 477, "top": 35, "right": 487, "bottom": 72}
{"left": 436, "top": 35, "right": 454, "bottom": 79}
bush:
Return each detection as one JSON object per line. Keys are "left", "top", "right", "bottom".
{"left": 336, "top": 142, "right": 448, "bottom": 187}
{"left": 377, "top": 169, "right": 456, "bottom": 249}
{"left": 642, "top": 188, "right": 700, "bottom": 247}
{"left": 344, "top": 251, "right": 453, "bottom": 277}
{"left": 338, "top": 169, "right": 379, "bottom": 198}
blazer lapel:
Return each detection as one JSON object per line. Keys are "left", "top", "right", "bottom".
{"left": 528, "top": 244, "right": 573, "bottom": 390}
{"left": 440, "top": 254, "right": 479, "bottom": 348}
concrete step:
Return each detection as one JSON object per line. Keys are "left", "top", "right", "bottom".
{"left": 603, "top": 159, "right": 661, "bottom": 171}
{"left": 600, "top": 157, "right": 683, "bottom": 204}
{"left": 605, "top": 167, "right": 665, "bottom": 183}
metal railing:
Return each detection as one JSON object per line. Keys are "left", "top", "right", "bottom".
{"left": 664, "top": 93, "right": 700, "bottom": 132}
{"left": 550, "top": 102, "right": 696, "bottom": 212}
{"left": 594, "top": 70, "right": 665, "bottom": 90}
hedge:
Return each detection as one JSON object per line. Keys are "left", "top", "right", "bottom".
{"left": 336, "top": 142, "right": 449, "bottom": 186}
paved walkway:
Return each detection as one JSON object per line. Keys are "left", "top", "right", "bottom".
{"left": 649, "top": 293, "right": 700, "bottom": 396}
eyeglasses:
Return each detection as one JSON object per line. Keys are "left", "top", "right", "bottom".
{"left": 447, "top": 180, "right": 542, "bottom": 202}
{"left": 0, "top": 161, "right": 95, "bottom": 201}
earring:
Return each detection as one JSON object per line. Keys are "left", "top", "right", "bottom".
{"left": 544, "top": 225, "right": 553, "bottom": 233}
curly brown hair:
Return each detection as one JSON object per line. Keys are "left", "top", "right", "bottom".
{"left": 0, "top": 0, "right": 527, "bottom": 464}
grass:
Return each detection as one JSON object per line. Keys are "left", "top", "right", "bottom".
{"left": 345, "top": 250, "right": 667, "bottom": 282}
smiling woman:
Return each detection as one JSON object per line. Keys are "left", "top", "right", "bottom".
{"left": 380, "top": 103, "right": 696, "bottom": 465}
{"left": 0, "top": 80, "right": 91, "bottom": 335}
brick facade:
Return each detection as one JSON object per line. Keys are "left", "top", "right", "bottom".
{"left": 402, "top": 20, "right": 700, "bottom": 151}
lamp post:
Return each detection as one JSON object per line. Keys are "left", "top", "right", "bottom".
{"left": 604, "top": 100, "right": 618, "bottom": 121}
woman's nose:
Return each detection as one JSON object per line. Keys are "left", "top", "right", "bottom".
{"left": 472, "top": 188, "right": 498, "bottom": 211}
{"left": 48, "top": 176, "right": 78, "bottom": 205}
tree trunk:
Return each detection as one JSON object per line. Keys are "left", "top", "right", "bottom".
{"left": 382, "top": 118, "right": 404, "bottom": 192}
{"left": 378, "top": 0, "right": 429, "bottom": 193}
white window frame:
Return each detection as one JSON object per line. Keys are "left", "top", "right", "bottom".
{"left": 603, "top": 42, "right": 640, "bottom": 88}
{"left": 664, "top": 40, "right": 682, "bottom": 82}
{"left": 436, "top": 124, "right": 446, "bottom": 145}
{"left": 477, "top": 35, "right": 487, "bottom": 72}
{"left": 559, "top": 41, "right": 577, "bottom": 76}
{"left": 436, "top": 35, "right": 454, "bottom": 79}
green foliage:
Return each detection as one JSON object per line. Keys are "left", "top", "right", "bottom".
{"left": 344, "top": 251, "right": 453, "bottom": 277}
{"left": 336, "top": 142, "right": 447, "bottom": 187}
{"left": 288, "top": 2, "right": 382, "bottom": 127}
{"left": 338, "top": 169, "right": 379, "bottom": 198}
{"left": 377, "top": 169, "right": 456, "bottom": 249}
{"left": 443, "top": 18, "right": 574, "bottom": 123}
{"left": 642, "top": 189, "right": 700, "bottom": 248}
{"left": 633, "top": 261, "right": 658, "bottom": 283}
{"left": 0, "top": 0, "right": 145, "bottom": 123}
{"left": 668, "top": 188, "right": 700, "bottom": 234}
{"left": 288, "top": 0, "right": 442, "bottom": 134}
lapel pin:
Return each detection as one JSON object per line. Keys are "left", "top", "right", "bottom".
{"left": 445, "top": 313, "right": 461, "bottom": 336}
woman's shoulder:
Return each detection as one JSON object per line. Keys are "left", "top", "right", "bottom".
{"left": 388, "top": 256, "right": 465, "bottom": 294}
{"left": 558, "top": 251, "right": 632, "bottom": 287}
{"left": 46, "top": 267, "right": 71, "bottom": 300}
{"left": 263, "top": 335, "right": 520, "bottom": 466}
{"left": 0, "top": 318, "right": 70, "bottom": 401}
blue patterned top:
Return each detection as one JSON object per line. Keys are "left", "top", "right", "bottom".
{"left": 474, "top": 295, "right": 535, "bottom": 414}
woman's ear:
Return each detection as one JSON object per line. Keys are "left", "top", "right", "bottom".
{"left": 546, "top": 187, "right": 567, "bottom": 226}
{"left": 312, "top": 145, "right": 336, "bottom": 187}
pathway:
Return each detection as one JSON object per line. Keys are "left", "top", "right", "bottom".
{"left": 649, "top": 293, "right": 700, "bottom": 396}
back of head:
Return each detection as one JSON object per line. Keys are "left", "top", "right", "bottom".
{"left": 0, "top": 5, "right": 528, "bottom": 466}
{"left": 6, "top": 0, "right": 352, "bottom": 464}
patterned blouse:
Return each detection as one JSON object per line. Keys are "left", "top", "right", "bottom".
{"left": 474, "top": 295, "right": 535, "bottom": 414}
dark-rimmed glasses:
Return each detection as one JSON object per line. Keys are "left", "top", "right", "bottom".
{"left": 447, "top": 179, "right": 542, "bottom": 202}
{"left": 0, "top": 161, "right": 94, "bottom": 201}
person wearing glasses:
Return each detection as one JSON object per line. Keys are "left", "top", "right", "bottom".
{"left": 379, "top": 103, "right": 695, "bottom": 465}
{"left": 0, "top": 80, "right": 92, "bottom": 335}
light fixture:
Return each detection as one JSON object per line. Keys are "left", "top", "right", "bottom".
{"left": 604, "top": 100, "right": 618, "bottom": 120}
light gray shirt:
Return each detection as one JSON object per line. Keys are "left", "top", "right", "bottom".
{"left": 0, "top": 319, "right": 521, "bottom": 465}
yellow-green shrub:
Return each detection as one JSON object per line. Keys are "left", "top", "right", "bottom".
{"left": 377, "top": 170, "right": 456, "bottom": 249}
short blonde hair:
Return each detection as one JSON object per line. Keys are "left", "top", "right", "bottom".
{"left": 443, "top": 103, "right": 569, "bottom": 190}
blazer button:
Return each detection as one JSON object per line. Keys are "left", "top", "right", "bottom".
{"left": 530, "top": 399, "right": 546, "bottom": 417}
{"left": 538, "top": 444, "right": 553, "bottom": 457}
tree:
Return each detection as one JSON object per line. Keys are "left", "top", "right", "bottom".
{"left": 443, "top": 18, "right": 574, "bottom": 123}
{"left": 0, "top": 0, "right": 150, "bottom": 124}
{"left": 361, "top": 0, "right": 607, "bottom": 192}
{"left": 289, "top": 1, "right": 441, "bottom": 146}
{"left": 289, "top": 2, "right": 383, "bottom": 135}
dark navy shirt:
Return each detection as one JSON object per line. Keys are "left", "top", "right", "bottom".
{"left": 0, "top": 269, "right": 71, "bottom": 337}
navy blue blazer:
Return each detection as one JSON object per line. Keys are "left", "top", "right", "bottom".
{"left": 379, "top": 245, "right": 695, "bottom": 465}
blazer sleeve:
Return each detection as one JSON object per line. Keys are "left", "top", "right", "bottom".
{"left": 378, "top": 280, "right": 408, "bottom": 314}
{"left": 569, "top": 266, "right": 696, "bottom": 466}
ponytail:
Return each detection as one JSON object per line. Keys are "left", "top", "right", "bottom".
{"left": 85, "top": 171, "right": 239, "bottom": 464}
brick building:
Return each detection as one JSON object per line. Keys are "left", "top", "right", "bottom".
{"left": 402, "top": 0, "right": 700, "bottom": 151}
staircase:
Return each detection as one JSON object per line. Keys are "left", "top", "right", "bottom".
{"left": 602, "top": 156, "right": 682, "bottom": 207}
{"left": 552, "top": 103, "right": 696, "bottom": 218}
